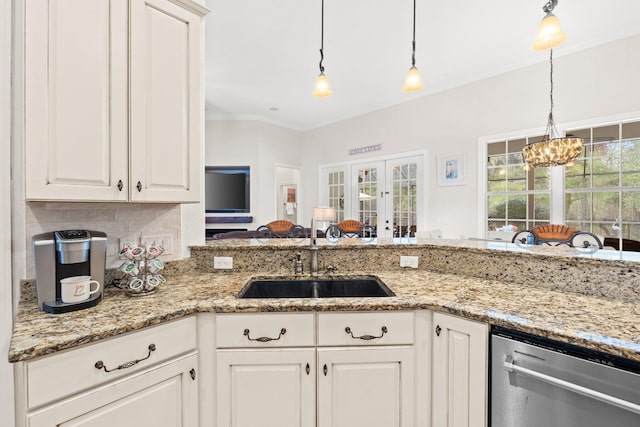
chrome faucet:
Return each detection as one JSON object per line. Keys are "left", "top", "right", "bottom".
{"left": 310, "top": 218, "right": 319, "bottom": 275}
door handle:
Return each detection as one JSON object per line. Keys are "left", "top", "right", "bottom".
{"left": 504, "top": 355, "right": 640, "bottom": 415}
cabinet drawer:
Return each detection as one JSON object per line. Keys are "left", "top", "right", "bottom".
{"left": 216, "top": 313, "right": 315, "bottom": 348}
{"left": 25, "top": 316, "right": 197, "bottom": 409}
{"left": 318, "top": 311, "right": 414, "bottom": 346}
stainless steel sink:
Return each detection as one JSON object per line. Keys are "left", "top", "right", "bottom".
{"left": 238, "top": 276, "right": 394, "bottom": 298}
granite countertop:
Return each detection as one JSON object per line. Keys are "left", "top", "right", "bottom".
{"left": 9, "top": 269, "right": 640, "bottom": 363}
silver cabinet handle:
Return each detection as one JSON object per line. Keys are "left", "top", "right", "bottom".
{"left": 344, "top": 326, "right": 387, "bottom": 340}
{"left": 243, "top": 328, "right": 286, "bottom": 342}
{"left": 504, "top": 355, "right": 640, "bottom": 415}
{"left": 95, "top": 344, "right": 156, "bottom": 373}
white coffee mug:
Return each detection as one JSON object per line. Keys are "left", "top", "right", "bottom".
{"left": 60, "top": 276, "right": 101, "bottom": 304}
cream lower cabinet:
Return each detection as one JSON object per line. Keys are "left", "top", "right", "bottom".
{"left": 24, "top": 0, "right": 208, "bottom": 202}
{"left": 216, "top": 349, "right": 316, "bottom": 427}
{"left": 14, "top": 317, "right": 199, "bottom": 427}
{"left": 215, "top": 311, "right": 426, "bottom": 427}
{"left": 27, "top": 354, "right": 198, "bottom": 427}
{"left": 432, "top": 312, "right": 488, "bottom": 427}
{"left": 317, "top": 347, "right": 415, "bottom": 427}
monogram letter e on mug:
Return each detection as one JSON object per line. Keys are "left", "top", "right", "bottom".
{"left": 60, "top": 276, "right": 101, "bottom": 304}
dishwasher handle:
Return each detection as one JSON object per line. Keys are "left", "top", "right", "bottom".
{"left": 504, "top": 355, "right": 640, "bottom": 416}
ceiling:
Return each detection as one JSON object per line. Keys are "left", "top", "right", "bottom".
{"left": 204, "top": 0, "right": 640, "bottom": 131}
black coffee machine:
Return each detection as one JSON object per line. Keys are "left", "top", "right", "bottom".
{"left": 32, "top": 230, "right": 107, "bottom": 313}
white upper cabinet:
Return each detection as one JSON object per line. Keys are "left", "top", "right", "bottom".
{"left": 24, "top": 0, "right": 208, "bottom": 203}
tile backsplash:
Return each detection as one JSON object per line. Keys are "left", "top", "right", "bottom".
{"left": 25, "top": 202, "right": 182, "bottom": 276}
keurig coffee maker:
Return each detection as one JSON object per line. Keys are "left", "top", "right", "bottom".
{"left": 32, "top": 230, "right": 107, "bottom": 313}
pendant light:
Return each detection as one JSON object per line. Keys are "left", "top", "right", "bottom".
{"left": 522, "top": 49, "right": 583, "bottom": 167}
{"left": 524, "top": 0, "right": 582, "bottom": 167}
{"left": 532, "top": 0, "right": 567, "bottom": 51}
{"left": 402, "top": 0, "right": 423, "bottom": 92}
{"left": 312, "top": 0, "right": 332, "bottom": 98}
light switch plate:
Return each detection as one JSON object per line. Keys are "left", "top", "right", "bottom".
{"left": 400, "top": 255, "right": 419, "bottom": 268}
{"left": 214, "top": 256, "right": 233, "bottom": 269}
{"left": 119, "top": 236, "right": 138, "bottom": 258}
{"left": 140, "top": 235, "right": 173, "bottom": 255}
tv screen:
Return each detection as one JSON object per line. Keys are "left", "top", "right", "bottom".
{"left": 205, "top": 166, "right": 250, "bottom": 213}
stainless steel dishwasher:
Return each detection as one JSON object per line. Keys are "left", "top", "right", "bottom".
{"left": 491, "top": 326, "right": 640, "bottom": 427}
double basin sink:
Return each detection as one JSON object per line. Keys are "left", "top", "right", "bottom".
{"left": 238, "top": 276, "right": 394, "bottom": 299}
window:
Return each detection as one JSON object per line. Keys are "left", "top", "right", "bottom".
{"left": 484, "top": 117, "right": 640, "bottom": 243}
{"left": 486, "top": 136, "right": 550, "bottom": 232}
{"left": 565, "top": 121, "right": 640, "bottom": 240}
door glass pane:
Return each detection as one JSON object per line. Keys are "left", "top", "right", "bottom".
{"left": 391, "top": 162, "right": 417, "bottom": 237}
{"left": 357, "top": 167, "right": 378, "bottom": 230}
{"left": 327, "top": 171, "right": 345, "bottom": 222}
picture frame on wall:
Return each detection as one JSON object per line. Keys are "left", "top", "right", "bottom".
{"left": 437, "top": 154, "right": 465, "bottom": 186}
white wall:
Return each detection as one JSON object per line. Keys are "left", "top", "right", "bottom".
{"left": 2, "top": 0, "right": 15, "bottom": 423}
{"left": 205, "top": 120, "right": 303, "bottom": 227}
{"left": 301, "top": 34, "right": 640, "bottom": 239}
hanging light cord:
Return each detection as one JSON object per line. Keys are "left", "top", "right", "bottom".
{"left": 318, "top": 0, "right": 325, "bottom": 74}
{"left": 411, "top": 0, "right": 416, "bottom": 67}
{"left": 545, "top": 49, "right": 558, "bottom": 139}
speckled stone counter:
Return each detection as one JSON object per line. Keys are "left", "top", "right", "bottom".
{"left": 8, "top": 239, "right": 640, "bottom": 363}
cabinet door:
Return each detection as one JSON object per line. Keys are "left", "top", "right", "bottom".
{"left": 27, "top": 354, "right": 198, "bottom": 427}
{"left": 317, "top": 347, "right": 415, "bottom": 427}
{"left": 24, "top": 0, "right": 129, "bottom": 201}
{"left": 432, "top": 313, "right": 488, "bottom": 427}
{"left": 217, "top": 348, "right": 316, "bottom": 427}
{"left": 129, "top": 0, "right": 204, "bottom": 203}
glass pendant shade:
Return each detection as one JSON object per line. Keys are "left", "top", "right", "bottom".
{"left": 532, "top": 13, "right": 567, "bottom": 51}
{"left": 313, "top": 73, "right": 332, "bottom": 98}
{"left": 402, "top": 66, "right": 423, "bottom": 92}
{"left": 523, "top": 137, "right": 583, "bottom": 167}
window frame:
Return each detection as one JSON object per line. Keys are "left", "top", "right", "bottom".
{"left": 478, "top": 112, "right": 640, "bottom": 239}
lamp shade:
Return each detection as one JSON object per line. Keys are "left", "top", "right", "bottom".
{"left": 313, "top": 73, "right": 332, "bottom": 98}
{"left": 402, "top": 66, "right": 423, "bottom": 92}
{"left": 532, "top": 13, "right": 567, "bottom": 51}
{"left": 314, "top": 206, "right": 336, "bottom": 221}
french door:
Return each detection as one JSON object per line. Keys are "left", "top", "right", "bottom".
{"left": 351, "top": 155, "right": 423, "bottom": 239}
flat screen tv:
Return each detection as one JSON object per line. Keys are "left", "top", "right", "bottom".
{"left": 205, "top": 166, "right": 250, "bottom": 213}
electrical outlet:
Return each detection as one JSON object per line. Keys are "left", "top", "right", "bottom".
{"left": 213, "top": 256, "right": 233, "bottom": 269}
{"left": 140, "top": 234, "right": 173, "bottom": 255}
{"left": 400, "top": 255, "right": 419, "bottom": 268}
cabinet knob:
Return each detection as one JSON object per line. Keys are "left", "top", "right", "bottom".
{"left": 136, "top": 181, "right": 142, "bottom": 192}
{"left": 190, "top": 368, "right": 196, "bottom": 381}
{"left": 117, "top": 179, "right": 123, "bottom": 191}
{"left": 323, "top": 364, "right": 328, "bottom": 376}
{"left": 435, "top": 325, "right": 442, "bottom": 336}
{"left": 306, "top": 363, "right": 310, "bottom": 375}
